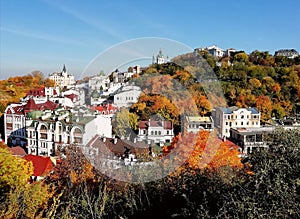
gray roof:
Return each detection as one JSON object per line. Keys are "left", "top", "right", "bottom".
{"left": 246, "top": 108, "right": 259, "bottom": 114}
{"left": 218, "top": 107, "right": 259, "bottom": 114}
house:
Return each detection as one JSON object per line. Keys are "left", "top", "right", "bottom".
{"left": 89, "top": 75, "right": 110, "bottom": 91}
{"left": 183, "top": 116, "right": 214, "bottom": 134}
{"left": 212, "top": 107, "right": 261, "bottom": 138}
{"left": 274, "top": 49, "right": 299, "bottom": 58}
{"left": 138, "top": 119, "right": 174, "bottom": 145}
{"left": 25, "top": 107, "right": 112, "bottom": 156}
{"left": 48, "top": 65, "right": 75, "bottom": 87}
{"left": 84, "top": 135, "right": 150, "bottom": 169}
{"left": 4, "top": 99, "right": 58, "bottom": 147}
{"left": 225, "top": 48, "right": 236, "bottom": 57}
{"left": 195, "top": 45, "right": 224, "bottom": 58}
{"left": 229, "top": 126, "right": 276, "bottom": 154}
{"left": 24, "top": 154, "right": 54, "bottom": 181}
{"left": 113, "top": 85, "right": 141, "bottom": 108}
{"left": 92, "top": 103, "right": 118, "bottom": 116}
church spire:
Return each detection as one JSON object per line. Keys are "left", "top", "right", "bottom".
{"left": 62, "top": 64, "right": 66, "bottom": 73}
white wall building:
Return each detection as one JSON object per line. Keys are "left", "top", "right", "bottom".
{"left": 26, "top": 110, "right": 112, "bottom": 156}
{"left": 138, "top": 119, "right": 174, "bottom": 145}
{"left": 183, "top": 116, "right": 214, "bottom": 134}
{"left": 113, "top": 85, "right": 141, "bottom": 108}
{"left": 152, "top": 49, "right": 169, "bottom": 64}
{"left": 48, "top": 65, "right": 75, "bottom": 87}
{"left": 212, "top": 107, "right": 261, "bottom": 138}
{"left": 89, "top": 75, "right": 110, "bottom": 91}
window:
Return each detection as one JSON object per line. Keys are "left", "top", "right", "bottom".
{"left": 226, "top": 122, "right": 228, "bottom": 125}
{"left": 241, "top": 122, "right": 244, "bottom": 126}
{"left": 167, "top": 131, "right": 169, "bottom": 135}
{"left": 241, "top": 115, "right": 244, "bottom": 119}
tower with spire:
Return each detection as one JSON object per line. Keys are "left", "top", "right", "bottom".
{"left": 153, "top": 49, "right": 169, "bottom": 64}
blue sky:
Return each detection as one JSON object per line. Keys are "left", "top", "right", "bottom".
{"left": 1, "top": 0, "right": 300, "bottom": 79}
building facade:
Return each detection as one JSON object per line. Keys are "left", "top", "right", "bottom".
{"left": 48, "top": 65, "right": 75, "bottom": 87}
{"left": 275, "top": 49, "right": 299, "bottom": 58}
{"left": 212, "top": 107, "right": 261, "bottom": 138}
{"left": 152, "top": 49, "right": 169, "bottom": 64}
{"left": 113, "top": 85, "right": 141, "bottom": 108}
{"left": 138, "top": 119, "right": 174, "bottom": 145}
{"left": 183, "top": 116, "right": 214, "bottom": 134}
{"left": 229, "top": 126, "right": 276, "bottom": 154}
{"left": 25, "top": 108, "right": 112, "bottom": 156}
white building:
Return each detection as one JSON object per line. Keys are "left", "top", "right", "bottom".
{"left": 212, "top": 107, "right": 261, "bottom": 138}
{"left": 89, "top": 75, "right": 110, "bottom": 91}
{"left": 113, "top": 85, "right": 141, "bottom": 108}
{"left": 26, "top": 108, "right": 112, "bottom": 156}
{"left": 48, "top": 65, "right": 75, "bottom": 87}
{"left": 275, "top": 49, "right": 299, "bottom": 58}
{"left": 195, "top": 45, "right": 225, "bottom": 58}
{"left": 138, "top": 119, "right": 174, "bottom": 145}
{"left": 183, "top": 116, "right": 214, "bottom": 134}
{"left": 152, "top": 49, "right": 169, "bottom": 64}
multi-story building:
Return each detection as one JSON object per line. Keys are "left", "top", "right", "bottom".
{"left": 275, "top": 49, "right": 299, "bottom": 58}
{"left": 183, "top": 116, "right": 214, "bottom": 134}
{"left": 4, "top": 97, "right": 112, "bottom": 156}
{"left": 229, "top": 126, "right": 276, "bottom": 154}
{"left": 212, "top": 107, "right": 261, "bottom": 138}
{"left": 48, "top": 65, "right": 75, "bottom": 87}
{"left": 113, "top": 85, "right": 141, "bottom": 108}
{"left": 4, "top": 99, "right": 58, "bottom": 147}
{"left": 138, "top": 119, "right": 174, "bottom": 145}
{"left": 25, "top": 107, "right": 112, "bottom": 156}
{"left": 89, "top": 75, "right": 110, "bottom": 91}
{"left": 22, "top": 87, "right": 60, "bottom": 104}
{"left": 195, "top": 45, "right": 224, "bottom": 58}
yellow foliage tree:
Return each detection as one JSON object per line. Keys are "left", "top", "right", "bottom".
{"left": 0, "top": 147, "right": 52, "bottom": 218}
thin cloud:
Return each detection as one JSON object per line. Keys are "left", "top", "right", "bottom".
{"left": 0, "top": 26, "right": 86, "bottom": 46}
{"left": 42, "top": 0, "right": 125, "bottom": 41}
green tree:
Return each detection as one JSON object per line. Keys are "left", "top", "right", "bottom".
{"left": 114, "top": 108, "right": 139, "bottom": 137}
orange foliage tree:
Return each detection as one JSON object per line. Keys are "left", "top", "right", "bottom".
{"left": 165, "top": 131, "right": 243, "bottom": 171}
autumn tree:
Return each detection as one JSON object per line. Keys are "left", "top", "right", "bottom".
{"left": 255, "top": 95, "right": 273, "bottom": 122}
{"left": 0, "top": 147, "right": 51, "bottom": 218}
{"left": 113, "top": 108, "right": 139, "bottom": 137}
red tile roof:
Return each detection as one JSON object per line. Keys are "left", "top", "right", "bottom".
{"left": 139, "top": 120, "right": 173, "bottom": 129}
{"left": 26, "top": 88, "right": 45, "bottom": 97}
{"left": 65, "top": 93, "right": 78, "bottom": 101}
{"left": 92, "top": 104, "right": 118, "bottom": 115}
{"left": 24, "top": 154, "right": 54, "bottom": 177}
{"left": 9, "top": 146, "right": 27, "bottom": 156}
{"left": 23, "top": 99, "right": 58, "bottom": 114}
